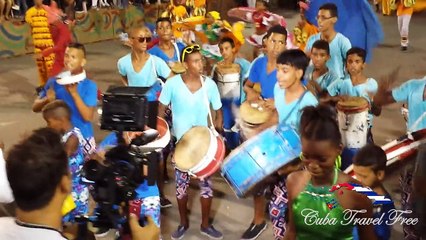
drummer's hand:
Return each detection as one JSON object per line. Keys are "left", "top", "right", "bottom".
{"left": 262, "top": 99, "right": 275, "bottom": 111}
{"left": 214, "top": 119, "right": 224, "bottom": 133}
{"left": 46, "top": 85, "right": 56, "bottom": 102}
{"left": 246, "top": 91, "right": 261, "bottom": 102}
{"left": 65, "top": 83, "right": 79, "bottom": 97}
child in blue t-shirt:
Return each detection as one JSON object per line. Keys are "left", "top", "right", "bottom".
{"left": 325, "top": 47, "right": 381, "bottom": 142}
{"left": 42, "top": 100, "right": 89, "bottom": 234}
{"left": 352, "top": 144, "right": 395, "bottom": 240}
{"left": 270, "top": 49, "right": 318, "bottom": 240}
{"left": 304, "top": 39, "right": 340, "bottom": 97}
{"left": 210, "top": 37, "right": 250, "bottom": 150}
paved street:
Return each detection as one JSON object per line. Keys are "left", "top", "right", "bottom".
{"left": 1, "top": 7, "right": 426, "bottom": 239}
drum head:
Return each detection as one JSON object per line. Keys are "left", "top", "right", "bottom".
{"left": 240, "top": 101, "right": 271, "bottom": 125}
{"left": 216, "top": 63, "right": 240, "bottom": 75}
{"left": 337, "top": 96, "right": 369, "bottom": 113}
{"left": 171, "top": 62, "right": 186, "bottom": 74}
{"left": 175, "top": 126, "right": 211, "bottom": 171}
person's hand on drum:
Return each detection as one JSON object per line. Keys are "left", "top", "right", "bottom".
{"left": 261, "top": 98, "right": 275, "bottom": 111}
{"left": 214, "top": 118, "right": 224, "bottom": 134}
{"left": 246, "top": 90, "right": 262, "bottom": 102}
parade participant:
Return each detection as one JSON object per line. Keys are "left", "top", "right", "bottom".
{"left": 304, "top": 39, "right": 339, "bottom": 97}
{"left": 0, "top": 128, "right": 160, "bottom": 240}
{"left": 42, "top": 1, "right": 73, "bottom": 78}
{"left": 284, "top": 105, "right": 377, "bottom": 240}
{"left": 211, "top": 37, "right": 251, "bottom": 151}
{"left": 32, "top": 43, "right": 98, "bottom": 156}
{"left": 148, "top": 17, "right": 186, "bottom": 68}
{"left": 241, "top": 25, "right": 287, "bottom": 240}
{"left": 0, "top": 141, "right": 13, "bottom": 204}
{"left": 268, "top": 49, "right": 318, "bottom": 240}
{"left": 148, "top": 17, "right": 185, "bottom": 195}
{"left": 413, "top": 145, "right": 426, "bottom": 238}
{"left": 292, "top": 1, "right": 318, "bottom": 51}
{"left": 396, "top": 0, "right": 415, "bottom": 51}
{"left": 352, "top": 144, "right": 395, "bottom": 240}
{"left": 117, "top": 26, "right": 172, "bottom": 87}
{"left": 382, "top": 0, "right": 391, "bottom": 15}
{"left": 118, "top": 26, "right": 173, "bottom": 208}
{"left": 0, "top": 0, "right": 12, "bottom": 21}
{"left": 304, "top": 3, "right": 351, "bottom": 79}
{"left": 246, "top": 0, "right": 271, "bottom": 59}
{"left": 325, "top": 47, "right": 380, "bottom": 142}
{"left": 42, "top": 100, "right": 89, "bottom": 239}
{"left": 158, "top": 45, "right": 224, "bottom": 240}
{"left": 244, "top": 25, "right": 287, "bottom": 102}
{"left": 26, "top": 0, "right": 55, "bottom": 87}
{"left": 374, "top": 69, "right": 426, "bottom": 240}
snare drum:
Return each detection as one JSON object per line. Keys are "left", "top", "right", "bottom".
{"left": 337, "top": 97, "right": 369, "bottom": 148}
{"left": 216, "top": 64, "right": 241, "bottom": 99}
{"left": 221, "top": 124, "right": 301, "bottom": 198}
{"left": 174, "top": 126, "right": 225, "bottom": 179}
{"left": 239, "top": 100, "right": 273, "bottom": 140}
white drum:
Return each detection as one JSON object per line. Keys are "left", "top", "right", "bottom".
{"left": 216, "top": 64, "right": 241, "bottom": 99}
{"left": 337, "top": 97, "right": 369, "bottom": 149}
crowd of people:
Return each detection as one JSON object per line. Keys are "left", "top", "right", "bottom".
{"left": 0, "top": 0, "right": 426, "bottom": 240}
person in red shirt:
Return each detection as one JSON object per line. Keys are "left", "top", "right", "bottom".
{"left": 42, "top": 1, "right": 73, "bottom": 77}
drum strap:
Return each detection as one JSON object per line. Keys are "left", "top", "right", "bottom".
{"left": 199, "top": 76, "right": 216, "bottom": 131}
{"left": 409, "top": 111, "right": 426, "bottom": 133}
{"left": 281, "top": 90, "right": 308, "bottom": 124}
{"left": 173, "top": 41, "right": 181, "bottom": 62}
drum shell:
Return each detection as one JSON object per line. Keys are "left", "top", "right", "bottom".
{"left": 216, "top": 72, "right": 240, "bottom": 99}
{"left": 221, "top": 124, "right": 301, "bottom": 198}
{"left": 174, "top": 127, "right": 225, "bottom": 179}
{"left": 337, "top": 106, "right": 369, "bottom": 149}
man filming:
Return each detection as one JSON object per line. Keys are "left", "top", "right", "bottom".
{"left": 0, "top": 128, "right": 160, "bottom": 240}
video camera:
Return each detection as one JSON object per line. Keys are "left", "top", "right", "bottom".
{"left": 80, "top": 85, "right": 161, "bottom": 236}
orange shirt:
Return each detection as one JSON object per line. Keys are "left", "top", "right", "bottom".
{"left": 397, "top": 1, "right": 414, "bottom": 15}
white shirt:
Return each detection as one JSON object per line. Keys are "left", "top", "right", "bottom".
{"left": 0, "top": 217, "right": 67, "bottom": 239}
{"left": 0, "top": 149, "right": 13, "bottom": 203}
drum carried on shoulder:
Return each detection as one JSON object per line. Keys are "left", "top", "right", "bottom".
{"left": 215, "top": 63, "right": 241, "bottom": 99}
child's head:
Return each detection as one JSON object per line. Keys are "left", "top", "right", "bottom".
{"left": 317, "top": 3, "right": 338, "bottom": 32}
{"left": 353, "top": 144, "right": 387, "bottom": 188}
{"left": 265, "top": 25, "right": 287, "bottom": 58}
{"left": 255, "top": 0, "right": 268, "bottom": 10}
{"left": 276, "top": 49, "right": 309, "bottom": 89}
{"left": 345, "top": 47, "right": 366, "bottom": 77}
{"left": 219, "top": 37, "right": 236, "bottom": 61}
{"left": 311, "top": 39, "right": 330, "bottom": 70}
{"left": 42, "top": 100, "right": 72, "bottom": 134}
{"left": 64, "top": 43, "right": 87, "bottom": 74}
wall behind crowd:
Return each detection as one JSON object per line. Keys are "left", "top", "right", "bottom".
{"left": 0, "top": 5, "right": 164, "bottom": 58}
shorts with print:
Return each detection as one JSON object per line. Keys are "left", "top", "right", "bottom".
{"left": 175, "top": 168, "right": 213, "bottom": 199}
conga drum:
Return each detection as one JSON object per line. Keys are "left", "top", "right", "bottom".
{"left": 239, "top": 101, "right": 273, "bottom": 140}
{"left": 174, "top": 126, "right": 225, "bottom": 179}
{"left": 215, "top": 63, "right": 241, "bottom": 99}
{"left": 336, "top": 97, "right": 369, "bottom": 170}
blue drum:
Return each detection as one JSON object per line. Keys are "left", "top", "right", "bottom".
{"left": 221, "top": 124, "right": 301, "bottom": 198}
